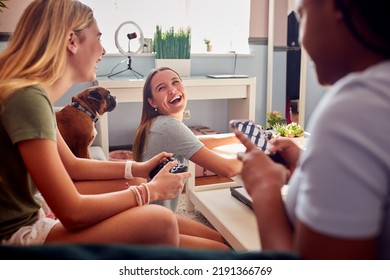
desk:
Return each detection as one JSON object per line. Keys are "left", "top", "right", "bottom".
{"left": 96, "top": 76, "right": 256, "bottom": 157}
{"left": 186, "top": 175, "right": 261, "bottom": 251}
{"left": 188, "top": 183, "right": 261, "bottom": 251}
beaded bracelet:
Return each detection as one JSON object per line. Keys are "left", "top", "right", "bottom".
{"left": 135, "top": 186, "right": 145, "bottom": 205}
{"left": 141, "top": 183, "right": 151, "bottom": 204}
{"left": 126, "top": 182, "right": 150, "bottom": 206}
{"left": 128, "top": 185, "right": 143, "bottom": 206}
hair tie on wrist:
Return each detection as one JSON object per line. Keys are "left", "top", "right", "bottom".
{"left": 124, "top": 160, "right": 134, "bottom": 179}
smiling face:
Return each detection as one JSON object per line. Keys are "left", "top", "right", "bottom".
{"left": 147, "top": 69, "right": 187, "bottom": 119}
{"left": 294, "top": 0, "right": 380, "bottom": 85}
{"left": 295, "top": 0, "right": 351, "bottom": 85}
{"left": 295, "top": 0, "right": 339, "bottom": 85}
{"left": 69, "top": 20, "right": 106, "bottom": 83}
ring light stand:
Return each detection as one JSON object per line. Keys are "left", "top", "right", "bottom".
{"left": 108, "top": 21, "right": 145, "bottom": 79}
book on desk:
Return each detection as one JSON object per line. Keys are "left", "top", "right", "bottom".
{"left": 230, "top": 186, "right": 253, "bottom": 209}
{"left": 231, "top": 185, "right": 289, "bottom": 210}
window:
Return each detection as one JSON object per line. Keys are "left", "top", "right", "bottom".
{"left": 82, "top": 0, "right": 250, "bottom": 54}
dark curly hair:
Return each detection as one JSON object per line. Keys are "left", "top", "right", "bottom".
{"left": 335, "top": 0, "right": 390, "bottom": 57}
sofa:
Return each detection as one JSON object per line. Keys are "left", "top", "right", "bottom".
{"left": 0, "top": 244, "right": 299, "bottom": 260}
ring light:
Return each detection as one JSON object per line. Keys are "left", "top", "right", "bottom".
{"left": 109, "top": 21, "right": 145, "bottom": 79}
{"left": 114, "top": 21, "right": 145, "bottom": 55}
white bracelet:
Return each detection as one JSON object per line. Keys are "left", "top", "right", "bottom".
{"left": 124, "top": 160, "right": 134, "bottom": 179}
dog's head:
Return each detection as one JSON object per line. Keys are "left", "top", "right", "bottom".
{"left": 72, "top": 86, "right": 117, "bottom": 115}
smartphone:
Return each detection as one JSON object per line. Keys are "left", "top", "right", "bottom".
{"left": 230, "top": 119, "right": 288, "bottom": 167}
{"left": 229, "top": 119, "right": 267, "bottom": 151}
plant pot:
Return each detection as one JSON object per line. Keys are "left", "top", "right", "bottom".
{"left": 282, "top": 136, "right": 306, "bottom": 149}
{"left": 155, "top": 59, "right": 191, "bottom": 77}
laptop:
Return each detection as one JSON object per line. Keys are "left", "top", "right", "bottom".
{"left": 230, "top": 186, "right": 253, "bottom": 209}
{"left": 207, "top": 74, "right": 249, "bottom": 79}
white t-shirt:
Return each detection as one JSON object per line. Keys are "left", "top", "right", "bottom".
{"left": 286, "top": 61, "right": 390, "bottom": 259}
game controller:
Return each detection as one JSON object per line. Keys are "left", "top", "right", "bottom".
{"left": 149, "top": 156, "right": 188, "bottom": 179}
{"left": 268, "top": 152, "right": 289, "bottom": 167}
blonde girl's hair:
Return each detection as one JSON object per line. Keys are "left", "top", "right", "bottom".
{"left": 132, "top": 67, "right": 181, "bottom": 161}
{"left": 0, "top": 0, "right": 94, "bottom": 102}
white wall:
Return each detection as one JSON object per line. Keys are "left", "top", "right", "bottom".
{"left": 288, "top": 0, "right": 295, "bottom": 13}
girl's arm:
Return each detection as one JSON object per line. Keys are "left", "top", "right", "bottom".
{"left": 18, "top": 138, "right": 189, "bottom": 230}
{"left": 18, "top": 138, "right": 139, "bottom": 229}
{"left": 198, "top": 134, "right": 240, "bottom": 149}
{"left": 190, "top": 146, "right": 242, "bottom": 178}
{"left": 235, "top": 130, "right": 377, "bottom": 259}
{"left": 190, "top": 134, "right": 242, "bottom": 178}
{"left": 57, "top": 128, "right": 170, "bottom": 181}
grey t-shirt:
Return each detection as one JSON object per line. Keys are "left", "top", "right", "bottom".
{"left": 142, "top": 115, "right": 203, "bottom": 211}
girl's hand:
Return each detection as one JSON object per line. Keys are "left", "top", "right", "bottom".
{"left": 268, "top": 137, "right": 301, "bottom": 174}
{"left": 147, "top": 161, "right": 191, "bottom": 201}
{"left": 234, "top": 130, "right": 289, "bottom": 196}
{"left": 132, "top": 152, "right": 173, "bottom": 179}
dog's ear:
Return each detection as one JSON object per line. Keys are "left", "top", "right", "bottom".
{"left": 87, "top": 90, "right": 103, "bottom": 103}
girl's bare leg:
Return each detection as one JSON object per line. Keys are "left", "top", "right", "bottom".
{"left": 45, "top": 204, "right": 179, "bottom": 246}
{"left": 70, "top": 180, "right": 230, "bottom": 249}
{"left": 176, "top": 215, "right": 230, "bottom": 249}
{"left": 179, "top": 234, "right": 230, "bottom": 250}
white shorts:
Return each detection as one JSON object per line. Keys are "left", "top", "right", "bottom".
{"left": 1, "top": 209, "right": 59, "bottom": 246}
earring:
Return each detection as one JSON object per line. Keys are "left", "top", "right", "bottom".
{"left": 154, "top": 107, "right": 158, "bottom": 112}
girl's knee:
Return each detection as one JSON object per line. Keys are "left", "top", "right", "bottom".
{"left": 141, "top": 205, "right": 179, "bottom": 246}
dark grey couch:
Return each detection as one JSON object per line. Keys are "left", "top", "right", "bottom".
{"left": 0, "top": 244, "right": 299, "bottom": 260}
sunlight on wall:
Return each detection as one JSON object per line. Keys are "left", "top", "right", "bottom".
{"left": 82, "top": 0, "right": 250, "bottom": 54}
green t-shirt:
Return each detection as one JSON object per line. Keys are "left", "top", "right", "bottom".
{"left": 0, "top": 85, "right": 56, "bottom": 240}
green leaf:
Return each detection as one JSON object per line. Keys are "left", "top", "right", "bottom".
{"left": 0, "top": 0, "right": 8, "bottom": 12}
{"left": 0, "top": 0, "right": 8, "bottom": 7}
{"left": 154, "top": 25, "right": 191, "bottom": 59}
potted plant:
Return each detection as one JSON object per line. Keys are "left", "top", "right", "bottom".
{"left": 204, "top": 38, "right": 212, "bottom": 52}
{"left": 273, "top": 122, "right": 305, "bottom": 147}
{"left": 266, "top": 111, "right": 305, "bottom": 147}
{"left": 273, "top": 122, "right": 304, "bottom": 138}
{"left": 266, "top": 111, "right": 284, "bottom": 129}
{"left": 0, "top": 0, "right": 8, "bottom": 13}
{"left": 0, "top": 0, "right": 9, "bottom": 44}
{"left": 154, "top": 25, "right": 191, "bottom": 76}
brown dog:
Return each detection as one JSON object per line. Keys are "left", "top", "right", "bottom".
{"left": 56, "top": 86, "right": 117, "bottom": 159}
